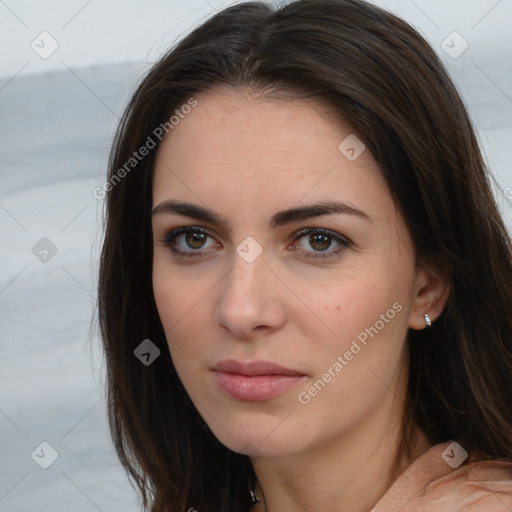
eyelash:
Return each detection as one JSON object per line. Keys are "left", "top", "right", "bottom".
{"left": 159, "top": 226, "right": 351, "bottom": 261}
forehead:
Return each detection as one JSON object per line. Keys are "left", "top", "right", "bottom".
{"left": 157, "top": 87, "right": 365, "bottom": 164}
{"left": 152, "top": 87, "right": 391, "bottom": 220}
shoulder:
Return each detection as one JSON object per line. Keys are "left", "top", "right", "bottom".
{"left": 372, "top": 441, "right": 512, "bottom": 512}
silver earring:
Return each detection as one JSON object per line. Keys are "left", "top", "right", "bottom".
{"left": 250, "top": 487, "right": 259, "bottom": 505}
{"left": 425, "top": 313, "right": 432, "bottom": 327}
{"left": 250, "top": 478, "right": 259, "bottom": 506}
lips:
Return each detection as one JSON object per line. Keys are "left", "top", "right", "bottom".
{"left": 212, "top": 359, "right": 307, "bottom": 401}
{"left": 213, "top": 359, "right": 304, "bottom": 376}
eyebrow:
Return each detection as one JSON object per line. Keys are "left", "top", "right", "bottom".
{"left": 152, "top": 199, "right": 372, "bottom": 227}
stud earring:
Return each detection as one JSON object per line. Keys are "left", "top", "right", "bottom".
{"left": 425, "top": 313, "right": 432, "bottom": 327}
{"left": 250, "top": 478, "right": 259, "bottom": 506}
{"left": 250, "top": 487, "right": 259, "bottom": 505}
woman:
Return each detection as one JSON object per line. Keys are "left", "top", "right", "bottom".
{"left": 97, "top": 1, "right": 512, "bottom": 510}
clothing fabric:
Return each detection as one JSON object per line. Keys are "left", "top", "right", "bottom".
{"left": 371, "top": 441, "right": 512, "bottom": 511}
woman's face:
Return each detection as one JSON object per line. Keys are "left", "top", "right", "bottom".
{"left": 151, "top": 88, "right": 433, "bottom": 457}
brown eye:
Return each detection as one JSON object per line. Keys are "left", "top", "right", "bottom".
{"left": 308, "top": 233, "right": 332, "bottom": 251}
{"left": 185, "top": 232, "right": 208, "bottom": 249}
{"left": 291, "top": 228, "right": 351, "bottom": 261}
{"left": 162, "top": 226, "right": 219, "bottom": 258}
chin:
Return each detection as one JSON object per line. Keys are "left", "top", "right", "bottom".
{"left": 205, "top": 412, "right": 304, "bottom": 458}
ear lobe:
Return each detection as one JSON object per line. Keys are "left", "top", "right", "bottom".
{"left": 408, "top": 264, "right": 450, "bottom": 330}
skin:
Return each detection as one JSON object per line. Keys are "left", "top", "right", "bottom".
{"left": 151, "top": 87, "right": 450, "bottom": 512}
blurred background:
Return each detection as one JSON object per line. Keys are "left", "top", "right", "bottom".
{"left": 0, "top": 0, "right": 511, "bottom": 510}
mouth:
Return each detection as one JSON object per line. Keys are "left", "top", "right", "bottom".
{"left": 211, "top": 359, "right": 308, "bottom": 401}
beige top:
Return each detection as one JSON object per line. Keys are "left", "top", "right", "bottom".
{"left": 371, "top": 441, "right": 512, "bottom": 511}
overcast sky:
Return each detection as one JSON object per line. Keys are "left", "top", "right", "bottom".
{"left": 0, "top": 0, "right": 510, "bottom": 78}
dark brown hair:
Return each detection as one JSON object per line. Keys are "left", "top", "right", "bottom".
{"left": 97, "top": 1, "right": 512, "bottom": 510}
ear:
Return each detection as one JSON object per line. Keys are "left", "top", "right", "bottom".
{"left": 408, "top": 260, "right": 450, "bottom": 330}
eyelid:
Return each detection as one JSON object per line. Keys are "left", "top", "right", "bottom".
{"left": 291, "top": 226, "right": 352, "bottom": 246}
{"left": 160, "top": 225, "right": 351, "bottom": 244}
{"left": 159, "top": 225, "right": 352, "bottom": 262}
{"left": 161, "top": 225, "right": 211, "bottom": 244}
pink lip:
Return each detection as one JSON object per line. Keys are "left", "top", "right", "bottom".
{"left": 212, "top": 359, "right": 307, "bottom": 401}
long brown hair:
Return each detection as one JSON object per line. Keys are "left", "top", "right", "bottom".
{"left": 97, "top": 1, "right": 512, "bottom": 510}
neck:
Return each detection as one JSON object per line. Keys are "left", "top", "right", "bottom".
{"left": 250, "top": 410, "right": 432, "bottom": 512}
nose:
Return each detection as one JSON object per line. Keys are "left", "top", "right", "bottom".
{"left": 214, "top": 250, "right": 286, "bottom": 339}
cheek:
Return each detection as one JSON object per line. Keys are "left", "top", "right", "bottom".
{"left": 152, "top": 253, "right": 206, "bottom": 328}
{"left": 153, "top": 282, "right": 209, "bottom": 405}
{"left": 153, "top": 261, "right": 188, "bottom": 346}
{"left": 152, "top": 260, "right": 215, "bottom": 372}
{"left": 292, "top": 281, "right": 410, "bottom": 427}
{"left": 296, "top": 260, "right": 413, "bottom": 376}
